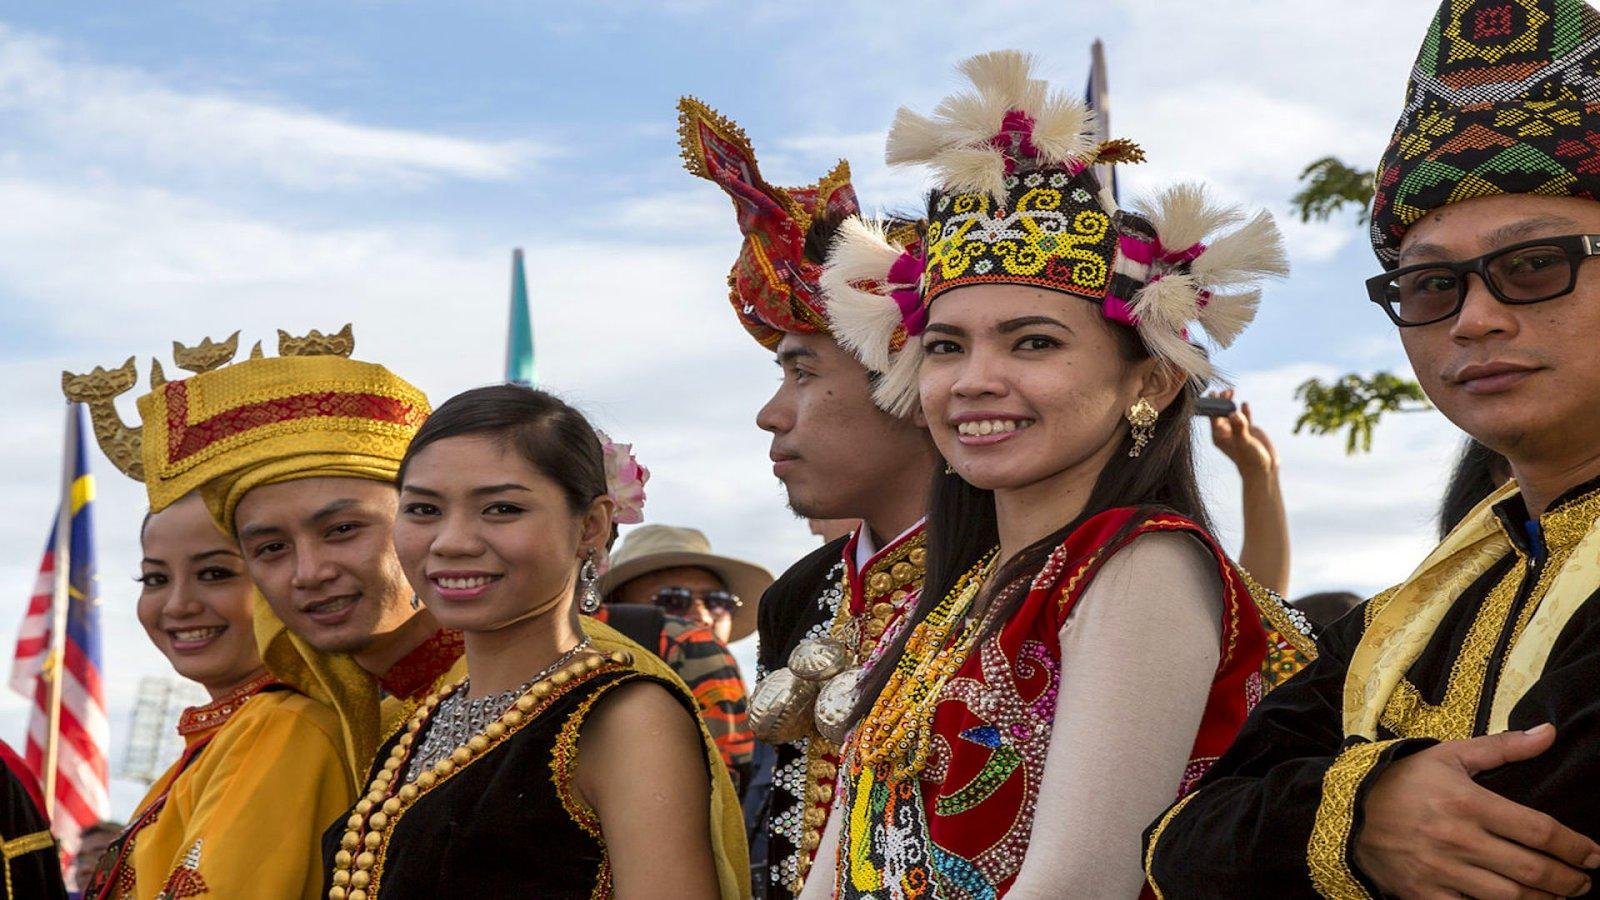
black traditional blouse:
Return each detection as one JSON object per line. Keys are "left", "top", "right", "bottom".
{"left": 322, "top": 665, "right": 688, "bottom": 899}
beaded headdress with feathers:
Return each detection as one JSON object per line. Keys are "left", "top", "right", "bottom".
{"left": 824, "top": 51, "right": 1289, "bottom": 417}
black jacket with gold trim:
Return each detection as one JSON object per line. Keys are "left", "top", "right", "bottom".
{"left": 1144, "top": 478, "right": 1600, "bottom": 898}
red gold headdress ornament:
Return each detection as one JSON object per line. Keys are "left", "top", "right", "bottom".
{"left": 824, "top": 51, "right": 1288, "bottom": 416}
{"left": 62, "top": 324, "right": 430, "bottom": 531}
{"left": 678, "top": 96, "right": 861, "bottom": 349}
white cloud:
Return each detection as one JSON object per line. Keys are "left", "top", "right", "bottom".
{"left": 0, "top": 23, "right": 542, "bottom": 191}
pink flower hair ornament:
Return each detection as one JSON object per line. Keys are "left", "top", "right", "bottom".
{"left": 596, "top": 429, "right": 649, "bottom": 526}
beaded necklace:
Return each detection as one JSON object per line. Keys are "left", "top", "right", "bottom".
{"left": 327, "top": 646, "right": 630, "bottom": 900}
{"left": 854, "top": 549, "right": 997, "bottom": 780}
{"left": 405, "top": 638, "right": 592, "bottom": 779}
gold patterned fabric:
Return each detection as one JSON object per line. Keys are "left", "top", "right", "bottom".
{"left": 1306, "top": 740, "right": 1403, "bottom": 899}
{"left": 1346, "top": 480, "right": 1600, "bottom": 738}
{"left": 138, "top": 354, "right": 429, "bottom": 529}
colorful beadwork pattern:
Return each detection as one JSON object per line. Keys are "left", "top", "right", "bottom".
{"left": 1371, "top": 0, "right": 1600, "bottom": 266}
{"left": 925, "top": 170, "right": 1117, "bottom": 304}
{"left": 836, "top": 509, "right": 1271, "bottom": 900}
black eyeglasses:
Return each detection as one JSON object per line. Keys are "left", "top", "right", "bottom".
{"left": 1366, "top": 234, "right": 1600, "bottom": 326}
{"left": 651, "top": 586, "right": 742, "bottom": 615}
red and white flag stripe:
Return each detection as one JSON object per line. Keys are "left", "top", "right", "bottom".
{"left": 10, "top": 541, "right": 110, "bottom": 852}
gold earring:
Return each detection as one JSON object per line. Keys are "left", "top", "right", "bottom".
{"left": 1126, "top": 398, "right": 1158, "bottom": 458}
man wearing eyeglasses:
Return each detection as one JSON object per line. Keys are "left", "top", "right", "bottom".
{"left": 1144, "top": 2, "right": 1600, "bottom": 897}
{"left": 597, "top": 524, "right": 768, "bottom": 799}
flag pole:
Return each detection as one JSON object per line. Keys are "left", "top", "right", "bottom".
{"left": 1089, "top": 38, "right": 1115, "bottom": 200}
{"left": 42, "top": 402, "right": 77, "bottom": 823}
{"left": 506, "top": 248, "right": 536, "bottom": 387}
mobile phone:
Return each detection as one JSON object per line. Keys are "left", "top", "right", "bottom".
{"left": 1194, "top": 396, "right": 1237, "bottom": 418}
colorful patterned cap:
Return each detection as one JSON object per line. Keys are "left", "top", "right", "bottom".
{"left": 824, "top": 51, "right": 1289, "bottom": 416}
{"left": 1371, "top": 0, "right": 1600, "bottom": 267}
{"left": 678, "top": 96, "right": 861, "bottom": 349}
{"left": 62, "top": 325, "right": 430, "bottom": 530}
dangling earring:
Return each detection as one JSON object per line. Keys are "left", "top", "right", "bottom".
{"left": 577, "top": 548, "right": 602, "bottom": 614}
{"left": 409, "top": 593, "right": 422, "bottom": 611}
{"left": 943, "top": 463, "right": 956, "bottom": 476}
{"left": 1126, "top": 398, "right": 1158, "bottom": 458}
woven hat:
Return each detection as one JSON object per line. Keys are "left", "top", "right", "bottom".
{"left": 597, "top": 524, "right": 773, "bottom": 642}
{"left": 823, "top": 51, "right": 1289, "bottom": 416}
{"left": 62, "top": 325, "right": 429, "bottom": 531}
{"left": 1371, "top": 0, "right": 1600, "bottom": 267}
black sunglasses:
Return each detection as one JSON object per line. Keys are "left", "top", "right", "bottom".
{"left": 651, "top": 586, "right": 742, "bottom": 615}
{"left": 1366, "top": 234, "right": 1600, "bottom": 326}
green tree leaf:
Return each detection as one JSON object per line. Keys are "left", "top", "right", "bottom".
{"left": 1292, "top": 372, "right": 1430, "bottom": 454}
{"left": 1291, "top": 156, "right": 1375, "bottom": 225}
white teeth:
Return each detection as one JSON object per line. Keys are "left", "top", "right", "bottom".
{"left": 171, "top": 627, "right": 224, "bottom": 642}
{"left": 957, "top": 419, "right": 1032, "bottom": 436}
{"left": 438, "top": 576, "right": 494, "bottom": 590}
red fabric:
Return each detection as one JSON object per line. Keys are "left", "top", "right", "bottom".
{"left": 0, "top": 738, "right": 46, "bottom": 818}
{"left": 920, "top": 508, "right": 1265, "bottom": 897}
{"left": 161, "top": 379, "right": 425, "bottom": 464}
{"left": 378, "top": 629, "right": 465, "bottom": 701}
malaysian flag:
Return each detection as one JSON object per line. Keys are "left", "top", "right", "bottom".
{"left": 9, "top": 403, "right": 109, "bottom": 854}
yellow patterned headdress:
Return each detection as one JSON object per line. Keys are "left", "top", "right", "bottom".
{"left": 62, "top": 325, "right": 430, "bottom": 532}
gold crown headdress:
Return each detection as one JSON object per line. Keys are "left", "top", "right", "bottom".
{"left": 63, "top": 324, "right": 428, "bottom": 529}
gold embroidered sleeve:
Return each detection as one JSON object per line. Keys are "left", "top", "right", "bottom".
{"left": 1142, "top": 789, "right": 1202, "bottom": 900}
{"left": 1308, "top": 739, "right": 1405, "bottom": 899}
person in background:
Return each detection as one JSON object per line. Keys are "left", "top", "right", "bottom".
{"left": 1291, "top": 590, "right": 1363, "bottom": 630}
{"left": 1438, "top": 437, "right": 1512, "bottom": 539}
{"left": 1146, "top": 2, "right": 1600, "bottom": 894}
{"left": 680, "top": 96, "right": 938, "bottom": 899}
{"left": 69, "top": 820, "right": 123, "bottom": 899}
{"left": 322, "top": 384, "right": 746, "bottom": 897}
{"left": 597, "top": 524, "right": 764, "bottom": 794}
{"left": 602, "top": 524, "right": 768, "bottom": 647}
{"left": 0, "top": 736, "right": 65, "bottom": 899}
{"left": 1208, "top": 389, "right": 1292, "bottom": 597}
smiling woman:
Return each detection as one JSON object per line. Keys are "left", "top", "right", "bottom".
{"left": 80, "top": 492, "right": 357, "bottom": 900}
{"left": 320, "top": 384, "right": 747, "bottom": 899}
{"left": 800, "top": 51, "right": 1312, "bottom": 900}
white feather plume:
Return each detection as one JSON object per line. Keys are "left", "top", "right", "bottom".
{"left": 870, "top": 339, "right": 926, "bottom": 420}
{"left": 820, "top": 217, "right": 909, "bottom": 374}
{"left": 1190, "top": 210, "right": 1289, "bottom": 287}
{"left": 885, "top": 108, "right": 947, "bottom": 167}
{"left": 1139, "top": 183, "right": 1243, "bottom": 253}
{"left": 884, "top": 50, "right": 1095, "bottom": 205}
{"left": 1131, "top": 273, "right": 1213, "bottom": 384}
{"left": 1028, "top": 90, "right": 1095, "bottom": 163}
{"left": 1196, "top": 290, "right": 1260, "bottom": 348}
{"left": 957, "top": 51, "right": 1041, "bottom": 113}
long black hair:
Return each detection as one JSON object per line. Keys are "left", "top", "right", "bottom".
{"left": 1437, "top": 438, "right": 1510, "bottom": 540}
{"left": 851, "top": 319, "right": 1210, "bottom": 723}
{"left": 398, "top": 384, "right": 607, "bottom": 518}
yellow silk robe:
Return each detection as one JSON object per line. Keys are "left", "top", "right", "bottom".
{"left": 108, "top": 682, "right": 355, "bottom": 900}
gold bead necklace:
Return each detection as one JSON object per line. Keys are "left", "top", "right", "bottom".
{"left": 327, "top": 648, "right": 632, "bottom": 900}
{"left": 854, "top": 550, "right": 997, "bottom": 780}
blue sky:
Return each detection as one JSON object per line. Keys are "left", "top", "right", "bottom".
{"left": 0, "top": 0, "right": 1458, "bottom": 816}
